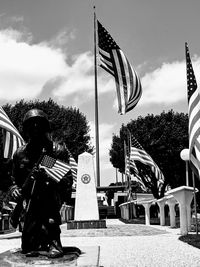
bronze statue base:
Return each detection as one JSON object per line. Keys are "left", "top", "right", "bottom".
{"left": 0, "top": 246, "right": 81, "bottom": 266}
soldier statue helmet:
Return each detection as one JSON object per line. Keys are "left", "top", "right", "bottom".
{"left": 23, "top": 109, "right": 50, "bottom": 137}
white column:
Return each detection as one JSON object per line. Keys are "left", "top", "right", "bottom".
{"left": 142, "top": 202, "right": 152, "bottom": 225}
{"left": 166, "top": 186, "right": 194, "bottom": 235}
{"left": 157, "top": 198, "right": 166, "bottom": 226}
{"left": 186, "top": 205, "right": 192, "bottom": 232}
{"left": 166, "top": 196, "right": 177, "bottom": 228}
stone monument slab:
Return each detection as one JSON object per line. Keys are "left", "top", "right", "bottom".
{"left": 75, "top": 152, "right": 99, "bottom": 220}
{"left": 68, "top": 152, "right": 106, "bottom": 229}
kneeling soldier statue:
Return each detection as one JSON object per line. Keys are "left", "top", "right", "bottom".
{"left": 10, "top": 109, "right": 73, "bottom": 258}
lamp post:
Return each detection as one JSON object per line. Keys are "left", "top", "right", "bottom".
{"left": 180, "top": 148, "right": 189, "bottom": 186}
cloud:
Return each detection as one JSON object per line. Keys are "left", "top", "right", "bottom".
{"left": 140, "top": 57, "right": 200, "bottom": 106}
{"left": 52, "top": 52, "right": 94, "bottom": 99}
{"left": 89, "top": 121, "right": 115, "bottom": 157}
{"left": 0, "top": 29, "right": 68, "bottom": 101}
{"left": 88, "top": 121, "right": 116, "bottom": 173}
{"left": 0, "top": 26, "right": 115, "bottom": 108}
{"left": 48, "top": 28, "right": 76, "bottom": 51}
{"left": 1, "top": 23, "right": 200, "bottom": 114}
{"left": 51, "top": 54, "right": 114, "bottom": 106}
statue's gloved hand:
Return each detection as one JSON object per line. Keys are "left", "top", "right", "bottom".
{"left": 31, "top": 166, "right": 46, "bottom": 180}
{"left": 11, "top": 185, "right": 22, "bottom": 201}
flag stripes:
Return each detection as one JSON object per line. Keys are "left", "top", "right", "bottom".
{"left": 69, "top": 156, "right": 77, "bottom": 180}
{"left": 185, "top": 42, "right": 200, "bottom": 176}
{"left": 65, "top": 147, "right": 78, "bottom": 188}
{"left": 132, "top": 175, "right": 147, "bottom": 192}
{"left": 0, "top": 106, "right": 24, "bottom": 158}
{"left": 130, "top": 147, "right": 164, "bottom": 182}
{"left": 130, "top": 137, "right": 164, "bottom": 187}
{"left": 69, "top": 153, "right": 78, "bottom": 188}
{"left": 125, "top": 155, "right": 147, "bottom": 191}
{"left": 125, "top": 156, "right": 138, "bottom": 177}
{"left": 39, "top": 155, "right": 71, "bottom": 183}
{"left": 3, "top": 130, "right": 24, "bottom": 158}
{"left": 97, "top": 20, "right": 142, "bottom": 115}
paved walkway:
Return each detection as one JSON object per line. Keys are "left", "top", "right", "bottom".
{"left": 1, "top": 219, "right": 200, "bottom": 266}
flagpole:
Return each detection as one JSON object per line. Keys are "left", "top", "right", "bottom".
{"left": 128, "top": 131, "right": 132, "bottom": 200}
{"left": 94, "top": 6, "right": 100, "bottom": 187}
{"left": 124, "top": 140, "right": 127, "bottom": 189}
{"left": 192, "top": 172, "right": 198, "bottom": 235}
{"left": 122, "top": 172, "right": 124, "bottom": 186}
{"left": 115, "top": 168, "right": 118, "bottom": 184}
{"left": 127, "top": 131, "right": 132, "bottom": 219}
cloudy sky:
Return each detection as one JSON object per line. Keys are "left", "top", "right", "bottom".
{"left": 0, "top": 0, "right": 200, "bottom": 186}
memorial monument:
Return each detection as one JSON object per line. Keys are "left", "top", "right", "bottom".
{"left": 67, "top": 152, "right": 106, "bottom": 229}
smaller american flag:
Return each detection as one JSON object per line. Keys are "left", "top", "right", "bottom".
{"left": 0, "top": 106, "right": 24, "bottom": 158}
{"left": 130, "top": 137, "right": 164, "bottom": 191}
{"left": 69, "top": 152, "right": 78, "bottom": 185}
{"left": 39, "top": 155, "right": 71, "bottom": 183}
{"left": 125, "top": 156, "right": 147, "bottom": 191}
{"left": 65, "top": 148, "right": 78, "bottom": 188}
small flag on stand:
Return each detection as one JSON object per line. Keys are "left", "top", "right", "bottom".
{"left": 39, "top": 155, "right": 71, "bottom": 183}
{"left": 0, "top": 106, "right": 24, "bottom": 158}
{"left": 97, "top": 21, "right": 142, "bottom": 115}
{"left": 185, "top": 42, "right": 200, "bottom": 177}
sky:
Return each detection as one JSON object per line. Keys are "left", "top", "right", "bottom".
{"left": 0, "top": 0, "right": 200, "bottom": 186}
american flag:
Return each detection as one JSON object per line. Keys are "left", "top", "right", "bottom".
{"left": 39, "top": 155, "right": 71, "bottom": 183}
{"left": 97, "top": 21, "right": 142, "bottom": 115}
{"left": 68, "top": 151, "right": 78, "bottom": 188}
{"left": 130, "top": 137, "right": 164, "bottom": 189}
{"left": 0, "top": 106, "right": 24, "bottom": 158}
{"left": 125, "top": 155, "right": 138, "bottom": 177}
{"left": 125, "top": 156, "right": 146, "bottom": 191}
{"left": 185, "top": 42, "right": 200, "bottom": 176}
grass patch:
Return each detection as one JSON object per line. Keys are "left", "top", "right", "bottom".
{"left": 179, "top": 234, "right": 200, "bottom": 249}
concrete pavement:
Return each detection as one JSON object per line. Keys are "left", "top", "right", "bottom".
{"left": 1, "top": 219, "right": 200, "bottom": 266}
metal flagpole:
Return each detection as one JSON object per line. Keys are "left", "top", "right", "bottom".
{"left": 127, "top": 131, "right": 133, "bottom": 219}
{"left": 93, "top": 6, "right": 100, "bottom": 187}
{"left": 124, "top": 140, "right": 128, "bottom": 189}
{"left": 128, "top": 131, "right": 133, "bottom": 201}
{"left": 116, "top": 168, "right": 118, "bottom": 184}
{"left": 122, "top": 172, "right": 124, "bottom": 186}
{"left": 192, "top": 172, "right": 198, "bottom": 235}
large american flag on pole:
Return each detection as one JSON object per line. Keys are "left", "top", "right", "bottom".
{"left": 39, "top": 155, "right": 71, "bottom": 183}
{"left": 97, "top": 21, "right": 142, "bottom": 115}
{"left": 130, "top": 137, "right": 164, "bottom": 189}
{"left": 185, "top": 42, "right": 200, "bottom": 176}
{"left": 0, "top": 106, "right": 24, "bottom": 158}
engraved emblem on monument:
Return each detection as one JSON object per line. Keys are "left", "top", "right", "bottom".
{"left": 81, "top": 174, "right": 91, "bottom": 184}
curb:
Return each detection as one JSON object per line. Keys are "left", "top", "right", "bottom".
{"left": 0, "top": 230, "right": 21, "bottom": 239}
